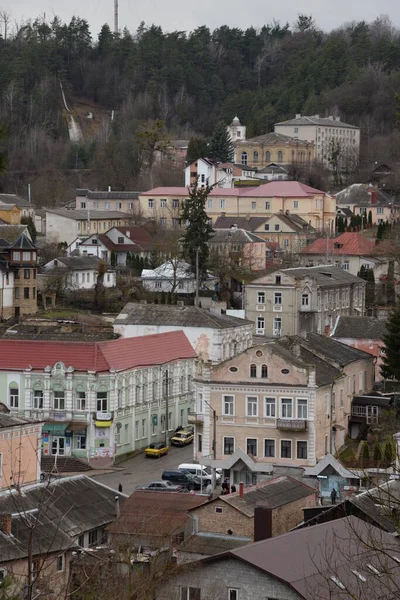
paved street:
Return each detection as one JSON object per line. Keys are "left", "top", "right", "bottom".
{"left": 90, "top": 444, "right": 194, "bottom": 496}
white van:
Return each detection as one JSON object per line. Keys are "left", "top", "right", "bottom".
{"left": 178, "top": 463, "right": 221, "bottom": 485}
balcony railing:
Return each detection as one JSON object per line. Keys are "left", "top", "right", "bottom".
{"left": 276, "top": 419, "right": 307, "bottom": 431}
{"left": 188, "top": 412, "right": 204, "bottom": 425}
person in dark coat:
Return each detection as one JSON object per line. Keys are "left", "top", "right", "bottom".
{"left": 331, "top": 487, "right": 337, "bottom": 504}
{"left": 118, "top": 483, "right": 123, "bottom": 493}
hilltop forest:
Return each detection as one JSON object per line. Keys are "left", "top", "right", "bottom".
{"left": 1, "top": 13, "right": 400, "bottom": 200}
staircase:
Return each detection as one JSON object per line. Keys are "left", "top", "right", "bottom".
{"left": 41, "top": 455, "right": 92, "bottom": 474}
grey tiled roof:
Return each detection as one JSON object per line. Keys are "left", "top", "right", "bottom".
{"left": 213, "top": 216, "right": 268, "bottom": 231}
{"left": 86, "top": 191, "right": 141, "bottom": 200}
{"left": 179, "top": 533, "right": 250, "bottom": 555}
{"left": 281, "top": 265, "right": 364, "bottom": 286}
{"left": 333, "top": 316, "right": 385, "bottom": 340}
{"left": 115, "top": 303, "right": 253, "bottom": 329}
{"left": 300, "top": 332, "right": 371, "bottom": 365}
{"left": 268, "top": 212, "right": 317, "bottom": 233}
{"left": 47, "top": 256, "right": 113, "bottom": 271}
{"left": 46, "top": 209, "right": 131, "bottom": 220}
{"left": 0, "top": 193, "right": 32, "bottom": 207}
{"left": 222, "top": 476, "right": 315, "bottom": 517}
{"left": 0, "top": 412, "right": 42, "bottom": 428}
{"left": 0, "top": 475, "right": 125, "bottom": 561}
{"left": 275, "top": 115, "right": 358, "bottom": 128}
{"left": 241, "top": 132, "right": 311, "bottom": 145}
{"left": 210, "top": 229, "right": 266, "bottom": 243}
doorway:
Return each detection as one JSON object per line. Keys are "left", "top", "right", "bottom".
{"left": 51, "top": 437, "right": 65, "bottom": 456}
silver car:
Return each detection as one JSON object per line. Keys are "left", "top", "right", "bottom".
{"left": 144, "top": 480, "right": 184, "bottom": 492}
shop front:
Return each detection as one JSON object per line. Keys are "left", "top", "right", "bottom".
{"left": 42, "top": 423, "right": 72, "bottom": 457}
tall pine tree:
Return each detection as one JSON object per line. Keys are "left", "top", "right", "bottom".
{"left": 381, "top": 303, "right": 400, "bottom": 380}
{"left": 181, "top": 181, "right": 214, "bottom": 281}
{"left": 208, "top": 121, "right": 234, "bottom": 162}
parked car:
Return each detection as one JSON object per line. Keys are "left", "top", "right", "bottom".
{"left": 178, "top": 463, "right": 221, "bottom": 485}
{"left": 144, "top": 442, "right": 169, "bottom": 458}
{"left": 171, "top": 430, "right": 194, "bottom": 447}
{"left": 144, "top": 481, "right": 183, "bottom": 492}
{"left": 161, "top": 469, "right": 201, "bottom": 490}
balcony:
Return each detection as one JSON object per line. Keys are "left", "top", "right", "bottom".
{"left": 277, "top": 419, "right": 307, "bottom": 431}
{"left": 188, "top": 412, "right": 204, "bottom": 425}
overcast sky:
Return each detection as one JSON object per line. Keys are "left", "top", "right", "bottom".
{"left": 6, "top": 0, "right": 400, "bottom": 38}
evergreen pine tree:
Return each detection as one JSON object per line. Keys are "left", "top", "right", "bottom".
{"left": 361, "top": 442, "right": 370, "bottom": 465}
{"left": 368, "top": 210, "right": 372, "bottom": 226}
{"left": 126, "top": 251, "right": 131, "bottom": 267}
{"left": 373, "top": 443, "right": 382, "bottom": 463}
{"left": 21, "top": 216, "right": 37, "bottom": 242}
{"left": 208, "top": 121, "right": 234, "bottom": 162}
{"left": 381, "top": 303, "right": 400, "bottom": 379}
{"left": 110, "top": 250, "right": 116, "bottom": 267}
{"left": 384, "top": 441, "right": 394, "bottom": 465}
{"left": 186, "top": 136, "right": 209, "bottom": 163}
{"left": 376, "top": 222, "right": 383, "bottom": 240}
{"left": 181, "top": 181, "right": 214, "bottom": 281}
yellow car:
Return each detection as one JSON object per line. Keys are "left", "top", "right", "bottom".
{"left": 171, "top": 431, "right": 194, "bottom": 447}
{"left": 144, "top": 442, "right": 169, "bottom": 458}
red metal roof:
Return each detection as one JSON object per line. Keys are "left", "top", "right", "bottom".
{"left": 241, "top": 181, "right": 326, "bottom": 198}
{"left": 0, "top": 331, "right": 197, "bottom": 372}
{"left": 301, "top": 232, "right": 375, "bottom": 256}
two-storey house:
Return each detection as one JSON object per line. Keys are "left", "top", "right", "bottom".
{"left": 76, "top": 189, "right": 140, "bottom": 213}
{"left": 245, "top": 265, "right": 365, "bottom": 338}
{"left": 192, "top": 333, "right": 373, "bottom": 484}
{"left": 335, "top": 183, "right": 400, "bottom": 224}
{"left": 1, "top": 232, "right": 38, "bottom": 318}
{"left": 208, "top": 228, "right": 267, "bottom": 271}
{"left": 0, "top": 331, "right": 196, "bottom": 466}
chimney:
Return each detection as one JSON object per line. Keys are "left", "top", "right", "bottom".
{"left": 314, "top": 114, "right": 320, "bottom": 119}
{"left": 221, "top": 212, "right": 226, "bottom": 217}
{"left": 295, "top": 114, "right": 301, "bottom": 119}
{"left": 239, "top": 482, "right": 244, "bottom": 498}
{"left": 126, "top": 230, "right": 130, "bottom": 238}
{"left": 329, "top": 115, "right": 334, "bottom": 120}
{"left": 115, "top": 496, "right": 120, "bottom": 519}
{"left": 245, "top": 214, "right": 251, "bottom": 222}
{"left": 324, "top": 324, "right": 331, "bottom": 336}
{"left": 285, "top": 209, "right": 290, "bottom": 215}
{"left": 108, "top": 186, "right": 111, "bottom": 192}
{"left": 292, "top": 342, "right": 301, "bottom": 358}
{"left": 254, "top": 506, "right": 272, "bottom": 542}
{"left": 140, "top": 300, "right": 147, "bottom": 304}
{"left": 0, "top": 514, "right": 11, "bottom": 536}
{"left": 335, "top": 117, "right": 341, "bottom": 122}
{"left": 230, "top": 224, "right": 238, "bottom": 231}
{"left": 177, "top": 300, "right": 184, "bottom": 307}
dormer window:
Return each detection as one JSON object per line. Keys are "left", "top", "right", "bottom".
{"left": 118, "top": 237, "right": 124, "bottom": 244}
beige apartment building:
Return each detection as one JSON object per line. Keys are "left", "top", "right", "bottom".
{"left": 274, "top": 114, "right": 360, "bottom": 167}
{"left": 46, "top": 209, "right": 132, "bottom": 245}
{"left": 245, "top": 265, "right": 365, "bottom": 338}
{"left": 192, "top": 333, "right": 373, "bottom": 482}
{"left": 76, "top": 189, "right": 140, "bottom": 213}
{"left": 139, "top": 181, "right": 336, "bottom": 231}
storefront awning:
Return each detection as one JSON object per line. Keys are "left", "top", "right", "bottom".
{"left": 42, "top": 423, "right": 69, "bottom": 436}
{"left": 68, "top": 422, "right": 88, "bottom": 433}
{"left": 95, "top": 421, "right": 112, "bottom": 428}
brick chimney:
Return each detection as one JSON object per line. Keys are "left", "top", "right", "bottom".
{"left": 239, "top": 482, "right": 244, "bottom": 498}
{"left": 0, "top": 514, "right": 12, "bottom": 536}
{"left": 254, "top": 506, "right": 272, "bottom": 541}
{"left": 324, "top": 324, "right": 331, "bottom": 337}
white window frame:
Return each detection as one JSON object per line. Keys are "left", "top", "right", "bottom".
{"left": 256, "top": 316, "right": 265, "bottom": 333}
{"left": 274, "top": 292, "right": 282, "bottom": 305}
{"left": 148, "top": 199, "right": 154, "bottom": 208}
{"left": 246, "top": 396, "right": 258, "bottom": 417}
{"left": 301, "top": 294, "right": 309, "bottom": 306}
{"left": 219, "top": 199, "right": 225, "bottom": 209}
{"left": 33, "top": 390, "right": 43, "bottom": 409}
{"left": 222, "top": 395, "right": 234, "bottom": 416}
{"left": 228, "top": 589, "right": 239, "bottom": 600}
{"left": 297, "top": 398, "right": 308, "bottom": 419}
{"left": 264, "top": 397, "right": 276, "bottom": 418}
{"left": 53, "top": 391, "right": 65, "bottom": 410}
{"left": 293, "top": 201, "right": 298, "bottom": 208}
{"left": 160, "top": 199, "right": 167, "bottom": 208}
{"left": 265, "top": 201, "right": 270, "bottom": 210}
{"left": 257, "top": 291, "right": 265, "bottom": 304}
{"left": 280, "top": 397, "right": 293, "bottom": 418}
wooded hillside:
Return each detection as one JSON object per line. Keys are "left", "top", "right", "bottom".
{"left": 1, "top": 14, "right": 400, "bottom": 197}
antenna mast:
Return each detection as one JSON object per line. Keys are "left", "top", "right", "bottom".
{"left": 114, "top": 0, "right": 118, "bottom": 34}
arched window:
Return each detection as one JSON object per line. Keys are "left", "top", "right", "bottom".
{"left": 261, "top": 365, "right": 268, "bottom": 378}
{"left": 265, "top": 151, "right": 271, "bottom": 162}
{"left": 250, "top": 364, "right": 257, "bottom": 378}
{"left": 277, "top": 151, "right": 283, "bottom": 163}
{"left": 9, "top": 383, "right": 19, "bottom": 408}
{"left": 253, "top": 151, "right": 259, "bottom": 163}
{"left": 241, "top": 152, "right": 247, "bottom": 165}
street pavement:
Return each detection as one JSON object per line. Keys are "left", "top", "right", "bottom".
{"left": 90, "top": 443, "right": 194, "bottom": 496}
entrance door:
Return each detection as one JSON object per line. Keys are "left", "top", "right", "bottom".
{"left": 51, "top": 437, "right": 65, "bottom": 456}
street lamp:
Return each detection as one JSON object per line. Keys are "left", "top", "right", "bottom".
{"left": 202, "top": 396, "right": 217, "bottom": 489}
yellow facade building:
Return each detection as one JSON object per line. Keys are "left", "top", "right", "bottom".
{"left": 0, "top": 204, "right": 21, "bottom": 225}
{"left": 234, "top": 132, "right": 315, "bottom": 169}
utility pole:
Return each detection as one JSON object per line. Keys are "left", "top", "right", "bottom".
{"left": 326, "top": 221, "right": 329, "bottom": 263}
{"left": 164, "top": 368, "right": 169, "bottom": 446}
{"left": 114, "top": 0, "right": 118, "bottom": 34}
{"left": 195, "top": 246, "right": 200, "bottom": 307}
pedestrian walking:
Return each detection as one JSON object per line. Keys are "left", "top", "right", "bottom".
{"left": 331, "top": 487, "right": 337, "bottom": 504}
{"left": 221, "top": 478, "right": 229, "bottom": 495}
{"left": 230, "top": 484, "right": 237, "bottom": 493}
{"left": 118, "top": 483, "right": 123, "bottom": 493}
{"left": 206, "top": 482, "right": 213, "bottom": 500}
